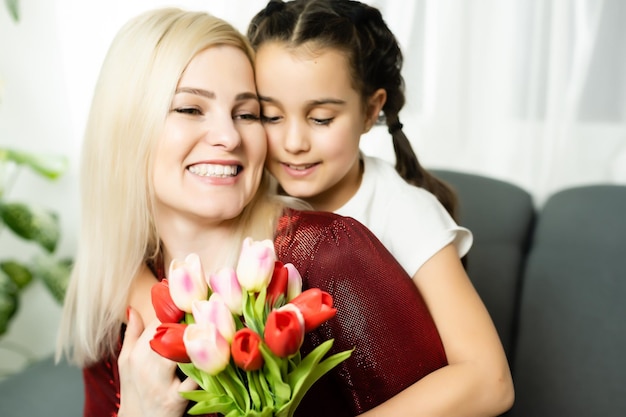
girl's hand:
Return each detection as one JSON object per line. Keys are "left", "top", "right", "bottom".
{"left": 118, "top": 307, "right": 197, "bottom": 417}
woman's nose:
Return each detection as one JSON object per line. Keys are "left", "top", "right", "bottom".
{"left": 205, "top": 115, "right": 241, "bottom": 150}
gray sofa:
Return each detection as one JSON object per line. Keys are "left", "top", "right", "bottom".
{"left": 1, "top": 170, "right": 625, "bottom": 417}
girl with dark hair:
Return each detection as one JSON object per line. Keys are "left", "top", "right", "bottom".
{"left": 246, "top": 0, "right": 514, "bottom": 415}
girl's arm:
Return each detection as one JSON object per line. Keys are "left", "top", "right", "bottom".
{"left": 361, "top": 244, "right": 515, "bottom": 417}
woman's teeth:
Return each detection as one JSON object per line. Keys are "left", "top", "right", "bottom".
{"left": 188, "top": 164, "right": 239, "bottom": 177}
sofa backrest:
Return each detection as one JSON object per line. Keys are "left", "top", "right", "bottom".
{"left": 508, "top": 184, "right": 626, "bottom": 416}
{"left": 432, "top": 169, "right": 535, "bottom": 360}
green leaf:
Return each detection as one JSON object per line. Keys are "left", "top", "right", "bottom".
{"left": 0, "top": 201, "right": 60, "bottom": 252}
{"left": 4, "top": 0, "right": 19, "bottom": 22}
{"left": 183, "top": 393, "right": 237, "bottom": 415}
{"left": 0, "top": 259, "right": 33, "bottom": 289}
{"left": 218, "top": 366, "right": 250, "bottom": 413}
{"left": 0, "top": 148, "right": 68, "bottom": 180}
{"left": 31, "top": 253, "right": 71, "bottom": 303}
{"left": 0, "top": 268, "right": 19, "bottom": 335}
{"left": 277, "top": 340, "right": 353, "bottom": 417}
{"left": 259, "top": 343, "right": 291, "bottom": 407}
{"left": 242, "top": 291, "right": 262, "bottom": 334}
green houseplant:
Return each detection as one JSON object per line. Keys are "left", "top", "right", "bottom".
{"left": 0, "top": 148, "right": 72, "bottom": 336}
{"left": 1, "top": 0, "right": 71, "bottom": 340}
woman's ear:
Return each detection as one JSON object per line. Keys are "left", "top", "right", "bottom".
{"left": 363, "top": 88, "right": 387, "bottom": 133}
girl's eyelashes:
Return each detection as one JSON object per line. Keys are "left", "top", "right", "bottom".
{"left": 311, "top": 117, "right": 333, "bottom": 126}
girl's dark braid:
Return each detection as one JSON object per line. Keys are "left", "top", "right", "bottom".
{"left": 248, "top": 0, "right": 459, "bottom": 221}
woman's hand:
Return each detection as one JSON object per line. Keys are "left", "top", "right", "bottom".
{"left": 117, "top": 307, "right": 197, "bottom": 417}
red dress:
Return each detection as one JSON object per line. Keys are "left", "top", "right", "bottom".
{"left": 83, "top": 209, "right": 447, "bottom": 417}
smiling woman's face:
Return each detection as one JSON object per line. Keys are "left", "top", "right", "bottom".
{"left": 153, "top": 45, "right": 266, "bottom": 225}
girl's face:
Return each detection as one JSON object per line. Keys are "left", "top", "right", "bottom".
{"left": 255, "top": 42, "right": 378, "bottom": 212}
{"left": 153, "top": 45, "right": 266, "bottom": 226}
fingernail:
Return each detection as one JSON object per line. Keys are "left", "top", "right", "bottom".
{"left": 126, "top": 306, "right": 132, "bottom": 321}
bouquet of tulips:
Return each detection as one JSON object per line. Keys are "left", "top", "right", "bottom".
{"left": 149, "top": 237, "right": 353, "bottom": 417}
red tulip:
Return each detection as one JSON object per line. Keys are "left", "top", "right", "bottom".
{"left": 289, "top": 288, "right": 336, "bottom": 332}
{"left": 264, "top": 305, "right": 304, "bottom": 358}
{"left": 150, "top": 322, "right": 191, "bottom": 363}
{"left": 151, "top": 279, "right": 185, "bottom": 324}
{"left": 231, "top": 328, "right": 264, "bottom": 371}
{"left": 266, "top": 261, "right": 288, "bottom": 307}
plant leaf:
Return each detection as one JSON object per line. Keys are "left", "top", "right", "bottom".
{"left": 31, "top": 253, "right": 71, "bottom": 303}
{"left": 0, "top": 201, "right": 60, "bottom": 252}
{"left": 259, "top": 343, "right": 291, "bottom": 408}
{"left": 1, "top": 148, "right": 68, "bottom": 180}
{"left": 4, "top": 0, "right": 19, "bottom": 22}
{"left": 0, "top": 268, "right": 19, "bottom": 335}
{"left": 0, "top": 259, "right": 33, "bottom": 289}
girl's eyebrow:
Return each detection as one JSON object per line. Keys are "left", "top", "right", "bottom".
{"left": 258, "top": 95, "right": 345, "bottom": 106}
{"left": 176, "top": 87, "right": 258, "bottom": 102}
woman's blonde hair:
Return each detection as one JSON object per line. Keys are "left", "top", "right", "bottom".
{"left": 57, "top": 7, "right": 289, "bottom": 366}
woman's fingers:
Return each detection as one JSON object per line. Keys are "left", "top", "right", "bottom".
{"left": 119, "top": 307, "right": 193, "bottom": 417}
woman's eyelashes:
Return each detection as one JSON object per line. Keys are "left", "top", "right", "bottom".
{"left": 261, "top": 113, "right": 281, "bottom": 124}
{"left": 235, "top": 112, "right": 261, "bottom": 122}
{"left": 173, "top": 106, "right": 203, "bottom": 115}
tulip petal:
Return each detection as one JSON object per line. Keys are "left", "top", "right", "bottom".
{"left": 289, "top": 288, "right": 337, "bottom": 332}
{"left": 150, "top": 323, "right": 191, "bottom": 363}
{"left": 151, "top": 279, "right": 185, "bottom": 323}
{"left": 184, "top": 323, "right": 231, "bottom": 375}
{"left": 209, "top": 266, "right": 243, "bottom": 315}
{"left": 191, "top": 294, "right": 236, "bottom": 342}
{"left": 264, "top": 307, "right": 304, "bottom": 358}
{"left": 168, "top": 254, "right": 208, "bottom": 313}
{"left": 231, "top": 328, "right": 264, "bottom": 371}
{"left": 236, "top": 238, "right": 276, "bottom": 292}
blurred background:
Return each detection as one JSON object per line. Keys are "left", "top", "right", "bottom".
{"left": 0, "top": 0, "right": 624, "bottom": 378}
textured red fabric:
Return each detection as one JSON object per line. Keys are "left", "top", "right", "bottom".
{"left": 276, "top": 209, "right": 447, "bottom": 416}
{"left": 82, "top": 209, "right": 446, "bottom": 417}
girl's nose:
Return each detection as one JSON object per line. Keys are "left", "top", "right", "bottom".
{"left": 283, "top": 119, "right": 310, "bottom": 153}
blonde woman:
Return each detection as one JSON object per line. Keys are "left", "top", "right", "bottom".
{"left": 58, "top": 7, "right": 455, "bottom": 417}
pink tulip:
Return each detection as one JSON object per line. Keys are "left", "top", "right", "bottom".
{"left": 184, "top": 323, "right": 231, "bottom": 375}
{"left": 208, "top": 266, "right": 243, "bottom": 315}
{"left": 168, "top": 253, "right": 208, "bottom": 313}
{"left": 236, "top": 238, "right": 276, "bottom": 292}
{"left": 285, "top": 263, "right": 302, "bottom": 301}
{"left": 264, "top": 304, "right": 304, "bottom": 358}
{"left": 192, "top": 294, "right": 236, "bottom": 343}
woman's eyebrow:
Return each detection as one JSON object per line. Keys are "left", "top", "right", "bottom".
{"left": 175, "top": 87, "right": 215, "bottom": 99}
{"left": 176, "top": 88, "right": 258, "bottom": 102}
{"left": 236, "top": 92, "right": 260, "bottom": 102}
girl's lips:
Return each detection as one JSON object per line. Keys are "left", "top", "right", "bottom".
{"left": 281, "top": 162, "right": 320, "bottom": 178}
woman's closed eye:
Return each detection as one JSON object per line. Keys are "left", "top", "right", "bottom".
{"left": 172, "top": 106, "right": 203, "bottom": 116}
{"left": 235, "top": 112, "right": 261, "bottom": 122}
{"left": 261, "top": 114, "right": 282, "bottom": 124}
